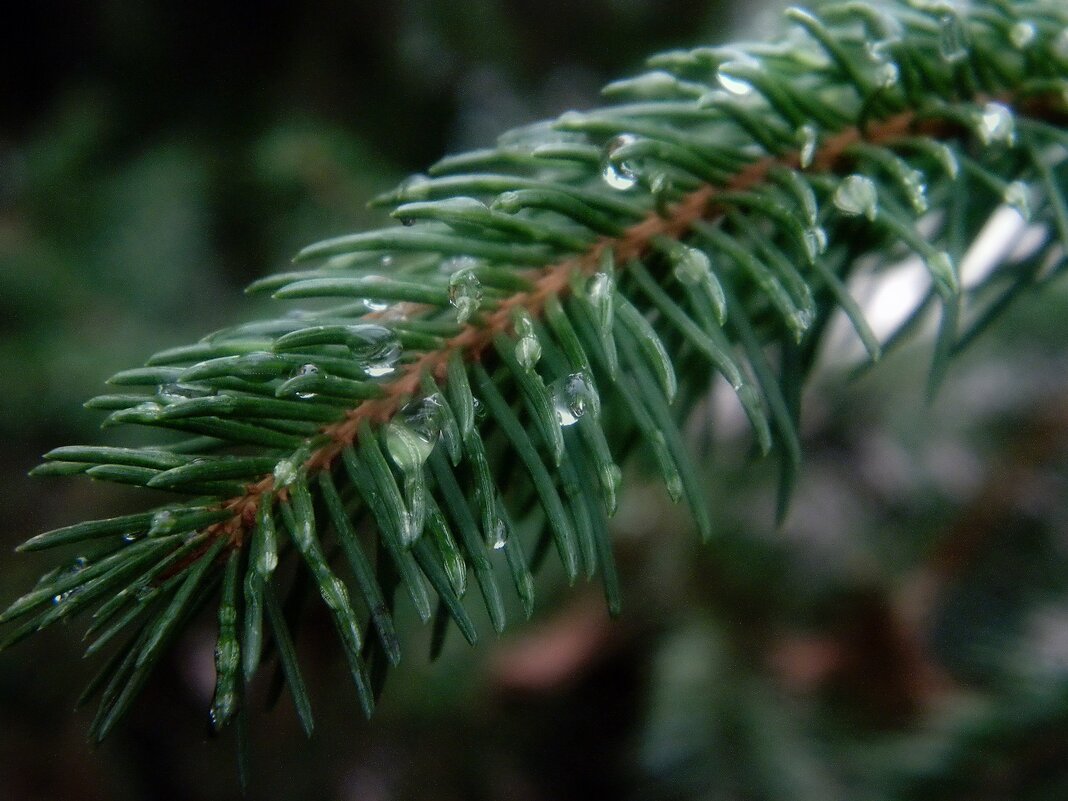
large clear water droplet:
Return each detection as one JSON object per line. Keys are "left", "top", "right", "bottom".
{"left": 601, "top": 134, "right": 639, "bottom": 190}
{"left": 448, "top": 265, "right": 483, "bottom": 324}
{"left": 385, "top": 400, "right": 442, "bottom": 473}
{"left": 833, "top": 175, "right": 879, "bottom": 221}
{"left": 938, "top": 13, "right": 968, "bottom": 63}
{"left": 1009, "top": 21, "right": 1036, "bottom": 49}
{"left": 551, "top": 373, "right": 595, "bottom": 426}
{"left": 345, "top": 324, "right": 401, "bottom": 378}
{"left": 975, "top": 102, "right": 1016, "bottom": 147}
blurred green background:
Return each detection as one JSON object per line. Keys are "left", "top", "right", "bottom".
{"left": 3, "top": 1, "right": 1068, "bottom": 799}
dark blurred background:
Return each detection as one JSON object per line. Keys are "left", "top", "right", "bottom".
{"left": 4, "top": 1, "right": 1068, "bottom": 799}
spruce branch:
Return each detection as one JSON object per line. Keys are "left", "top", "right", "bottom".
{"left": 4, "top": 0, "right": 1068, "bottom": 752}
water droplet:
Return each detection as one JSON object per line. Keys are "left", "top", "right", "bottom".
{"left": 716, "top": 62, "right": 752, "bottom": 96}
{"left": 134, "top": 401, "right": 163, "bottom": 415}
{"left": 601, "top": 134, "right": 639, "bottom": 190}
{"left": 71, "top": 557, "right": 88, "bottom": 572}
{"left": 357, "top": 275, "right": 389, "bottom": 311}
{"left": 472, "top": 397, "right": 487, "bottom": 423}
{"left": 938, "top": 12, "right": 968, "bottom": 63}
{"left": 491, "top": 520, "right": 507, "bottom": 550}
{"left": 490, "top": 190, "right": 523, "bottom": 214}
{"left": 866, "top": 40, "right": 888, "bottom": 63}
{"left": 551, "top": 373, "right": 595, "bottom": 426}
{"left": 833, "top": 174, "right": 879, "bottom": 221}
{"left": 345, "top": 324, "right": 401, "bottom": 377}
{"left": 134, "top": 584, "right": 155, "bottom": 602}
{"left": 874, "top": 61, "right": 899, "bottom": 88}
{"left": 797, "top": 125, "right": 818, "bottom": 169}
{"left": 385, "top": 422, "right": 436, "bottom": 473}
{"left": 292, "top": 363, "right": 319, "bottom": 399}
{"left": 975, "top": 102, "right": 1016, "bottom": 147}
{"left": 122, "top": 531, "right": 142, "bottom": 543}
{"left": 273, "top": 458, "right": 299, "bottom": 488}
{"left": 398, "top": 173, "right": 431, "bottom": 201}
{"left": 399, "top": 216, "right": 415, "bottom": 227}
{"left": 902, "top": 168, "right": 928, "bottom": 213}
{"left": 789, "top": 309, "right": 814, "bottom": 338}
{"left": 671, "top": 244, "right": 712, "bottom": 285}
{"left": 513, "top": 310, "right": 542, "bottom": 370}
{"left": 150, "top": 509, "right": 176, "bottom": 535}
{"left": 158, "top": 383, "right": 212, "bottom": 403}
{"left": 1003, "top": 181, "right": 1031, "bottom": 221}
{"left": 515, "top": 335, "right": 542, "bottom": 371}
{"left": 671, "top": 244, "right": 727, "bottom": 318}
{"left": 1009, "top": 21, "right": 1036, "bottom": 49}
{"left": 386, "top": 397, "right": 444, "bottom": 473}
{"left": 587, "top": 270, "right": 615, "bottom": 333}
{"left": 257, "top": 528, "right": 278, "bottom": 574}
{"left": 448, "top": 265, "right": 483, "bottom": 324}
{"left": 803, "top": 227, "right": 828, "bottom": 260}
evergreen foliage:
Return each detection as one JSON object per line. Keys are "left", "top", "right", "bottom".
{"left": 4, "top": 0, "right": 1068, "bottom": 758}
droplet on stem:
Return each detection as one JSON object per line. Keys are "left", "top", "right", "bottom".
{"left": 600, "top": 134, "right": 640, "bottom": 190}
{"left": 833, "top": 175, "right": 879, "bottom": 221}
{"left": 938, "top": 12, "right": 968, "bottom": 63}
{"left": 551, "top": 373, "right": 596, "bottom": 426}
{"left": 345, "top": 324, "right": 401, "bottom": 378}
{"left": 448, "top": 265, "right": 483, "bottom": 324}
{"left": 292, "top": 364, "right": 319, "bottom": 399}
{"left": 975, "top": 102, "right": 1016, "bottom": 147}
